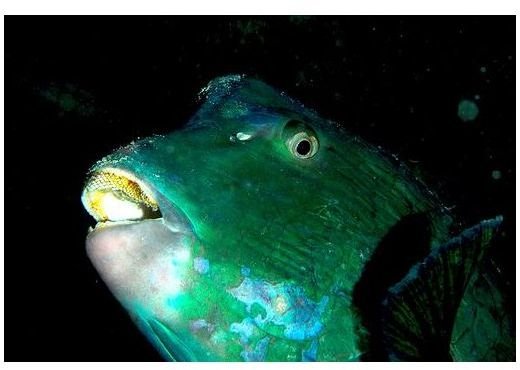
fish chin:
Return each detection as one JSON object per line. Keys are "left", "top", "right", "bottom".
{"left": 84, "top": 168, "right": 197, "bottom": 328}
{"left": 86, "top": 218, "right": 195, "bottom": 318}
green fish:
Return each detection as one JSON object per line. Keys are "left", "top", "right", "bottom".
{"left": 81, "top": 75, "right": 513, "bottom": 361}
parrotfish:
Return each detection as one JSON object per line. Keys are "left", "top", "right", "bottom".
{"left": 81, "top": 75, "right": 514, "bottom": 361}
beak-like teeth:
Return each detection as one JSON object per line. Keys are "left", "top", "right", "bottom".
{"left": 81, "top": 168, "right": 161, "bottom": 223}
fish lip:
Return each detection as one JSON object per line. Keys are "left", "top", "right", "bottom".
{"left": 86, "top": 219, "right": 151, "bottom": 237}
{"left": 152, "top": 188, "right": 194, "bottom": 235}
{"left": 83, "top": 166, "right": 193, "bottom": 236}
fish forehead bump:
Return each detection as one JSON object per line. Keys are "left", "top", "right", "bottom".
{"left": 187, "top": 75, "right": 330, "bottom": 134}
{"left": 91, "top": 75, "right": 341, "bottom": 176}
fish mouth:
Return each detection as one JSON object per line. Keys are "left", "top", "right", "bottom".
{"left": 82, "top": 167, "right": 196, "bottom": 321}
{"left": 81, "top": 167, "right": 191, "bottom": 235}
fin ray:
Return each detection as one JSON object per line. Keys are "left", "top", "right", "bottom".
{"left": 380, "top": 216, "right": 503, "bottom": 361}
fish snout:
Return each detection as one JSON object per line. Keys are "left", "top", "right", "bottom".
{"left": 82, "top": 167, "right": 195, "bottom": 314}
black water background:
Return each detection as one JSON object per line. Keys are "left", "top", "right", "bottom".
{"left": 5, "top": 16, "right": 515, "bottom": 361}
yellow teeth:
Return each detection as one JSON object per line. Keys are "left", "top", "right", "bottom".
{"left": 81, "top": 168, "right": 160, "bottom": 222}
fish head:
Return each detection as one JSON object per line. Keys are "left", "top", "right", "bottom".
{"left": 82, "top": 76, "right": 444, "bottom": 361}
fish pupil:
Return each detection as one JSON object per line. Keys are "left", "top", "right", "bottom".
{"left": 296, "top": 139, "right": 311, "bottom": 156}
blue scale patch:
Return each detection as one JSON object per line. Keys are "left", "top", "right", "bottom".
{"left": 228, "top": 277, "right": 329, "bottom": 341}
{"left": 241, "top": 266, "right": 251, "bottom": 277}
{"left": 241, "top": 337, "right": 270, "bottom": 361}
{"left": 230, "top": 317, "right": 257, "bottom": 344}
{"left": 302, "top": 339, "right": 318, "bottom": 361}
{"left": 189, "top": 319, "right": 215, "bottom": 334}
{"left": 193, "top": 257, "right": 210, "bottom": 274}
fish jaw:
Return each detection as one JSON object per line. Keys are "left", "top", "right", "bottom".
{"left": 82, "top": 166, "right": 205, "bottom": 359}
{"left": 86, "top": 218, "right": 194, "bottom": 315}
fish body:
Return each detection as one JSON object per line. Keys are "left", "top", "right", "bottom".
{"left": 81, "top": 76, "right": 513, "bottom": 361}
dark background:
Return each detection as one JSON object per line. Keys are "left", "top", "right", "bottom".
{"left": 5, "top": 16, "right": 515, "bottom": 361}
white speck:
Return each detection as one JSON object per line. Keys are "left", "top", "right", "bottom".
{"left": 173, "top": 248, "right": 191, "bottom": 263}
{"left": 236, "top": 132, "right": 253, "bottom": 141}
{"left": 274, "top": 296, "right": 288, "bottom": 313}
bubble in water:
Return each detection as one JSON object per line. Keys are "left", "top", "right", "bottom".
{"left": 458, "top": 99, "right": 479, "bottom": 122}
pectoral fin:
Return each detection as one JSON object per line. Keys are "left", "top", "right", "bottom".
{"left": 379, "top": 216, "right": 503, "bottom": 361}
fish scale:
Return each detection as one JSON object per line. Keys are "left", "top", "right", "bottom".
{"left": 82, "top": 76, "right": 513, "bottom": 361}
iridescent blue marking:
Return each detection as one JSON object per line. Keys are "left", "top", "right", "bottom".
{"left": 230, "top": 317, "right": 256, "bottom": 344}
{"left": 302, "top": 339, "right": 318, "bottom": 361}
{"left": 165, "top": 296, "right": 176, "bottom": 308}
{"left": 193, "top": 257, "right": 210, "bottom": 274}
{"left": 241, "top": 336, "right": 270, "bottom": 361}
{"left": 241, "top": 266, "right": 251, "bottom": 277}
{"left": 228, "top": 277, "right": 329, "bottom": 341}
{"left": 189, "top": 319, "right": 214, "bottom": 333}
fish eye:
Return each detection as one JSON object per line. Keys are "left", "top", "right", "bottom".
{"left": 288, "top": 131, "right": 319, "bottom": 159}
{"left": 296, "top": 139, "right": 311, "bottom": 156}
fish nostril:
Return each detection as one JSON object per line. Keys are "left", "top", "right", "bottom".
{"left": 81, "top": 167, "right": 162, "bottom": 222}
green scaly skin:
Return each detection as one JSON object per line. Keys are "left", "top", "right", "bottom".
{"left": 86, "top": 76, "right": 457, "bottom": 361}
